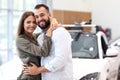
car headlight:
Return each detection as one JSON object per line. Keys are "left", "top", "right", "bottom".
{"left": 80, "top": 72, "right": 100, "bottom": 80}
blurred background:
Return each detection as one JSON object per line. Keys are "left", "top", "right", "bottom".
{"left": 0, "top": 0, "right": 120, "bottom": 66}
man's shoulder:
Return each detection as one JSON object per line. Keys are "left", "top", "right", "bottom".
{"left": 52, "top": 27, "right": 71, "bottom": 38}
{"left": 54, "top": 27, "right": 68, "bottom": 33}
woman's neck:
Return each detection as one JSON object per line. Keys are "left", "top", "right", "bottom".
{"left": 25, "top": 32, "right": 33, "bottom": 38}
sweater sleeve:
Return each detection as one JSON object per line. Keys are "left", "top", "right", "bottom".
{"left": 16, "top": 35, "right": 52, "bottom": 57}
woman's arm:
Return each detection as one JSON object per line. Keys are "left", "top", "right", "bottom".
{"left": 16, "top": 18, "right": 58, "bottom": 57}
{"left": 16, "top": 35, "right": 51, "bottom": 57}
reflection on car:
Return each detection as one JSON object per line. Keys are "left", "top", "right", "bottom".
{"left": 72, "top": 32, "right": 99, "bottom": 59}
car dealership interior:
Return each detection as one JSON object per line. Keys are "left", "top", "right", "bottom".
{"left": 0, "top": 0, "right": 120, "bottom": 80}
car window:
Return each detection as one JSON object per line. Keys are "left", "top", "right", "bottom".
{"left": 71, "top": 32, "right": 99, "bottom": 59}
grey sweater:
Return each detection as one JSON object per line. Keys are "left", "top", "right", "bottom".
{"left": 16, "top": 33, "right": 52, "bottom": 80}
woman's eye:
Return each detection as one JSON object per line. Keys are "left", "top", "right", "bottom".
{"left": 33, "top": 21, "right": 36, "bottom": 24}
{"left": 27, "top": 21, "right": 31, "bottom": 23}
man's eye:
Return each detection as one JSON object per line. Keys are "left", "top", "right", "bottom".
{"left": 40, "top": 14, "right": 45, "bottom": 17}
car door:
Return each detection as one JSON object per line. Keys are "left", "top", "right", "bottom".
{"left": 104, "top": 55, "right": 119, "bottom": 80}
{"left": 101, "top": 35, "right": 119, "bottom": 80}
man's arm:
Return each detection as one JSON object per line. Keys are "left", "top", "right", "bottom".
{"left": 23, "top": 62, "right": 49, "bottom": 75}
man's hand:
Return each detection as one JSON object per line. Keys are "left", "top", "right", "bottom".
{"left": 23, "top": 62, "right": 40, "bottom": 75}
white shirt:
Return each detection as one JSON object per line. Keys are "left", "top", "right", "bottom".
{"left": 37, "top": 27, "right": 73, "bottom": 80}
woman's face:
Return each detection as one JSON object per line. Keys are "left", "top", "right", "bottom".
{"left": 24, "top": 15, "right": 37, "bottom": 35}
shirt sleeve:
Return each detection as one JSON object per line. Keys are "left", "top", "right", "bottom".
{"left": 16, "top": 35, "right": 52, "bottom": 57}
{"left": 44, "top": 27, "right": 72, "bottom": 72}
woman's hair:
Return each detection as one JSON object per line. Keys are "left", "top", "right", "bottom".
{"left": 17, "top": 11, "right": 35, "bottom": 36}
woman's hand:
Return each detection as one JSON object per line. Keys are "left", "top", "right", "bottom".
{"left": 50, "top": 18, "right": 58, "bottom": 30}
{"left": 46, "top": 18, "right": 59, "bottom": 37}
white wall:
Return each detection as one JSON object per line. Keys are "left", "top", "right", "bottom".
{"left": 91, "top": 0, "right": 120, "bottom": 39}
{"left": 53, "top": 0, "right": 91, "bottom": 12}
{"left": 53, "top": 0, "right": 120, "bottom": 39}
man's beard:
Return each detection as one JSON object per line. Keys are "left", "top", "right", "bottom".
{"left": 38, "top": 18, "right": 50, "bottom": 30}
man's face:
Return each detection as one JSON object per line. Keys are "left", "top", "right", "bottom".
{"left": 34, "top": 7, "right": 50, "bottom": 29}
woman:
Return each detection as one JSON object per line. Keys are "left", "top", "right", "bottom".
{"left": 16, "top": 11, "right": 55, "bottom": 80}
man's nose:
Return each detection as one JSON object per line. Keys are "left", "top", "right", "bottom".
{"left": 38, "top": 16, "right": 44, "bottom": 21}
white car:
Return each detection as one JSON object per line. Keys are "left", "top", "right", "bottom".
{"left": 71, "top": 31, "right": 120, "bottom": 80}
{"left": 110, "top": 37, "right": 120, "bottom": 48}
{"left": 0, "top": 55, "right": 22, "bottom": 80}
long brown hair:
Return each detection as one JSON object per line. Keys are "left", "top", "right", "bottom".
{"left": 17, "top": 11, "right": 35, "bottom": 36}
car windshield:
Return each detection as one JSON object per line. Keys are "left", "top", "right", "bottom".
{"left": 71, "top": 32, "right": 99, "bottom": 59}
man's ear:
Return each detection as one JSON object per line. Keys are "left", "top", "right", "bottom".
{"left": 49, "top": 13, "right": 51, "bottom": 17}
{"left": 48, "top": 13, "right": 53, "bottom": 20}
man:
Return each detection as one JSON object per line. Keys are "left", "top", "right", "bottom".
{"left": 24, "top": 4, "right": 73, "bottom": 80}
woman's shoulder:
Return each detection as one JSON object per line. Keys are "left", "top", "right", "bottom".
{"left": 16, "top": 34, "right": 28, "bottom": 43}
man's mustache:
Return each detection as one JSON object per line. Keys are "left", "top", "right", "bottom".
{"left": 40, "top": 19, "right": 46, "bottom": 23}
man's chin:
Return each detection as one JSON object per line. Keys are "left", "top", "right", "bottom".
{"left": 38, "top": 25, "right": 48, "bottom": 29}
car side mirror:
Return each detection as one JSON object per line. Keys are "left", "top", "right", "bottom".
{"left": 114, "top": 43, "right": 120, "bottom": 47}
{"left": 106, "top": 48, "right": 119, "bottom": 57}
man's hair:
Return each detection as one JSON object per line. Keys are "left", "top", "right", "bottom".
{"left": 34, "top": 4, "right": 49, "bottom": 12}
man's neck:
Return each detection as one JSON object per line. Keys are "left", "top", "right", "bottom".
{"left": 42, "top": 26, "right": 50, "bottom": 32}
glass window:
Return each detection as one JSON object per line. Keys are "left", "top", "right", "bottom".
{"left": 13, "top": 12, "right": 23, "bottom": 39}
{"left": 0, "top": 0, "right": 7, "bottom": 9}
{"left": 24, "top": 0, "right": 37, "bottom": 10}
{"left": 0, "top": 0, "right": 45, "bottom": 66}
{"left": 0, "top": 11, "right": 8, "bottom": 65}
{"left": 13, "top": 0, "right": 24, "bottom": 11}
{"left": 72, "top": 32, "right": 99, "bottom": 59}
